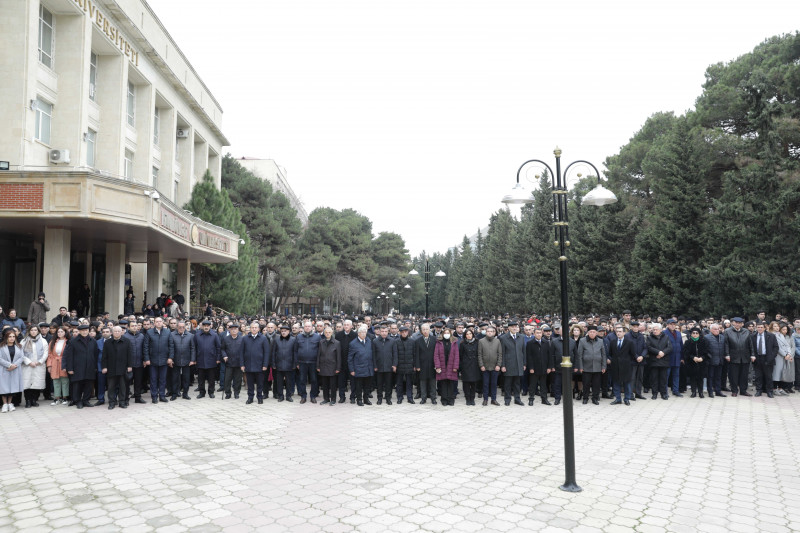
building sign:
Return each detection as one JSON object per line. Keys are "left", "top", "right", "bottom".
{"left": 159, "top": 206, "right": 191, "bottom": 242}
{"left": 72, "top": 0, "right": 139, "bottom": 66}
{"left": 197, "top": 229, "right": 230, "bottom": 253}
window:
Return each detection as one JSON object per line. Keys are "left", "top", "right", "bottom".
{"left": 39, "top": 5, "right": 54, "bottom": 68}
{"left": 124, "top": 149, "right": 134, "bottom": 180}
{"left": 89, "top": 52, "right": 98, "bottom": 101}
{"left": 86, "top": 130, "right": 97, "bottom": 167}
{"left": 152, "top": 166, "right": 159, "bottom": 186}
{"left": 126, "top": 81, "right": 135, "bottom": 127}
{"left": 153, "top": 107, "right": 160, "bottom": 145}
{"left": 34, "top": 98, "right": 52, "bottom": 145}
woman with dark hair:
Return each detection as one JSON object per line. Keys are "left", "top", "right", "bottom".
{"left": 47, "top": 326, "right": 71, "bottom": 405}
{"left": 433, "top": 327, "right": 460, "bottom": 406}
{"left": 772, "top": 322, "right": 793, "bottom": 395}
{"left": 682, "top": 327, "right": 709, "bottom": 398}
{"left": 20, "top": 325, "right": 49, "bottom": 407}
{"left": 0, "top": 328, "right": 23, "bottom": 412}
{"left": 569, "top": 324, "right": 584, "bottom": 399}
{"left": 459, "top": 329, "right": 481, "bottom": 406}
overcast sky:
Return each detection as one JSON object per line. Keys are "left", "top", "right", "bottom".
{"left": 150, "top": 0, "right": 799, "bottom": 256}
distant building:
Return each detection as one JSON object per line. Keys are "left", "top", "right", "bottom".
{"left": 236, "top": 158, "right": 309, "bottom": 227}
{"left": 0, "top": 0, "right": 237, "bottom": 318}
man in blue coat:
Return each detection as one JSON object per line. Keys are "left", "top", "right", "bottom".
{"left": 193, "top": 320, "right": 221, "bottom": 398}
{"left": 665, "top": 319, "right": 684, "bottom": 397}
{"left": 142, "top": 316, "right": 173, "bottom": 403}
{"left": 241, "top": 322, "right": 269, "bottom": 404}
{"left": 349, "top": 326, "right": 374, "bottom": 406}
{"left": 294, "top": 320, "right": 321, "bottom": 404}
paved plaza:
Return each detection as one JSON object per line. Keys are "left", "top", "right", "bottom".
{"left": 1, "top": 391, "right": 799, "bottom": 533}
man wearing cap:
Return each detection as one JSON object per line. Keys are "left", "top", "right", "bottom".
{"left": 101, "top": 326, "right": 133, "bottom": 410}
{"left": 576, "top": 325, "right": 607, "bottom": 405}
{"left": 646, "top": 323, "right": 672, "bottom": 400}
{"left": 193, "top": 320, "right": 221, "bottom": 398}
{"left": 704, "top": 323, "right": 726, "bottom": 397}
{"left": 271, "top": 324, "right": 297, "bottom": 401}
{"left": 241, "top": 321, "right": 269, "bottom": 404}
{"left": 170, "top": 320, "right": 195, "bottom": 401}
{"left": 625, "top": 321, "right": 648, "bottom": 400}
{"left": 724, "top": 317, "right": 754, "bottom": 397}
{"left": 499, "top": 321, "right": 525, "bottom": 406}
{"left": 143, "top": 316, "right": 173, "bottom": 403}
{"left": 222, "top": 322, "right": 244, "bottom": 399}
{"left": 28, "top": 293, "right": 50, "bottom": 327}
{"left": 395, "top": 326, "right": 416, "bottom": 404}
{"left": 63, "top": 324, "right": 98, "bottom": 408}
{"left": 664, "top": 319, "right": 684, "bottom": 397}
{"left": 525, "top": 327, "right": 552, "bottom": 406}
{"left": 372, "top": 324, "right": 398, "bottom": 405}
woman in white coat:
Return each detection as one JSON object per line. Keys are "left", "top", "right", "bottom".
{"left": 0, "top": 328, "right": 23, "bottom": 412}
{"left": 20, "top": 325, "right": 49, "bottom": 407}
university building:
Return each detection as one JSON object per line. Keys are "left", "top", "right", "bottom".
{"left": 0, "top": 0, "right": 238, "bottom": 319}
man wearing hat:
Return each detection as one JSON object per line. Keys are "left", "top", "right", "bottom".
{"left": 395, "top": 326, "right": 416, "bottom": 404}
{"left": 625, "top": 321, "right": 648, "bottom": 399}
{"left": 270, "top": 324, "right": 297, "bottom": 401}
{"left": 499, "top": 321, "right": 525, "bottom": 406}
{"left": 193, "top": 320, "right": 221, "bottom": 398}
{"left": 724, "top": 317, "right": 754, "bottom": 397}
{"left": 576, "top": 325, "right": 607, "bottom": 405}
{"left": 221, "top": 322, "right": 244, "bottom": 399}
{"left": 101, "top": 326, "right": 133, "bottom": 410}
{"left": 63, "top": 324, "right": 98, "bottom": 408}
{"left": 665, "top": 319, "right": 684, "bottom": 397}
{"left": 170, "top": 320, "right": 195, "bottom": 401}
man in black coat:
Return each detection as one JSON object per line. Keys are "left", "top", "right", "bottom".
{"left": 525, "top": 327, "right": 552, "bottom": 406}
{"left": 499, "top": 321, "right": 525, "bottom": 406}
{"left": 724, "top": 317, "right": 754, "bottom": 397}
{"left": 101, "top": 326, "right": 133, "bottom": 410}
{"left": 170, "top": 320, "right": 195, "bottom": 401}
{"left": 335, "top": 319, "right": 357, "bottom": 403}
{"left": 750, "top": 322, "right": 777, "bottom": 398}
{"left": 395, "top": 326, "right": 416, "bottom": 404}
{"left": 608, "top": 324, "right": 636, "bottom": 405}
{"left": 372, "top": 324, "right": 398, "bottom": 405}
{"left": 413, "top": 324, "right": 437, "bottom": 404}
{"left": 222, "top": 323, "right": 244, "bottom": 399}
{"left": 63, "top": 324, "right": 98, "bottom": 409}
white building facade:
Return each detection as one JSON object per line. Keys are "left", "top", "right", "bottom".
{"left": 236, "top": 158, "right": 309, "bottom": 227}
{"left": 0, "top": 0, "right": 237, "bottom": 318}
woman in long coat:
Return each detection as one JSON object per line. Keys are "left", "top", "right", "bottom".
{"left": 47, "top": 326, "right": 71, "bottom": 405}
{"left": 459, "top": 329, "right": 481, "bottom": 406}
{"left": 433, "top": 328, "right": 460, "bottom": 406}
{"left": 20, "top": 325, "right": 49, "bottom": 407}
{"left": 772, "top": 322, "right": 793, "bottom": 395}
{"left": 0, "top": 328, "right": 24, "bottom": 412}
{"left": 682, "top": 327, "right": 709, "bottom": 398}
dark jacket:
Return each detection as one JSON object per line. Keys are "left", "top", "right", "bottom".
{"left": 193, "top": 330, "right": 221, "bottom": 369}
{"left": 124, "top": 330, "right": 145, "bottom": 368}
{"left": 395, "top": 335, "right": 415, "bottom": 375}
{"left": 295, "top": 332, "right": 321, "bottom": 365}
{"left": 170, "top": 330, "right": 195, "bottom": 367}
{"left": 316, "top": 337, "right": 341, "bottom": 377}
{"left": 241, "top": 333, "right": 269, "bottom": 372}
{"left": 725, "top": 326, "right": 754, "bottom": 364}
{"left": 348, "top": 336, "right": 374, "bottom": 378}
{"left": 101, "top": 336, "right": 133, "bottom": 376}
{"left": 608, "top": 335, "right": 636, "bottom": 383}
{"left": 459, "top": 338, "right": 481, "bottom": 382}
{"left": 372, "top": 336, "right": 398, "bottom": 373}
{"left": 549, "top": 335, "right": 572, "bottom": 369}
{"left": 221, "top": 334, "right": 244, "bottom": 367}
{"left": 625, "top": 330, "right": 648, "bottom": 366}
{"left": 143, "top": 327, "right": 173, "bottom": 366}
{"left": 750, "top": 331, "right": 778, "bottom": 366}
{"left": 525, "top": 337, "right": 551, "bottom": 375}
{"left": 646, "top": 332, "right": 672, "bottom": 368}
{"left": 271, "top": 334, "right": 297, "bottom": 371}
{"left": 63, "top": 335, "right": 98, "bottom": 381}
{"left": 704, "top": 332, "right": 726, "bottom": 366}
{"left": 499, "top": 333, "right": 525, "bottom": 376}
{"left": 665, "top": 328, "right": 683, "bottom": 366}
{"left": 413, "top": 334, "right": 437, "bottom": 379}
{"left": 683, "top": 335, "right": 710, "bottom": 376}
{"left": 335, "top": 330, "right": 357, "bottom": 372}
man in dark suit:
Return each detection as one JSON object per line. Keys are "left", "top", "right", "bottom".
{"left": 499, "top": 321, "right": 525, "bottom": 406}
{"left": 608, "top": 324, "right": 636, "bottom": 405}
{"left": 525, "top": 327, "right": 552, "bottom": 406}
{"left": 750, "top": 322, "right": 777, "bottom": 398}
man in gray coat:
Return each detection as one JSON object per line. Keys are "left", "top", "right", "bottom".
{"left": 725, "top": 317, "right": 754, "bottom": 397}
{"left": 499, "top": 321, "right": 525, "bottom": 406}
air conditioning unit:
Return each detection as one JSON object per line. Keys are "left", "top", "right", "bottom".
{"left": 176, "top": 128, "right": 189, "bottom": 138}
{"left": 49, "top": 149, "right": 70, "bottom": 164}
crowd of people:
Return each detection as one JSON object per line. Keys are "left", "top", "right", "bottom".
{"left": 1, "top": 297, "right": 798, "bottom": 411}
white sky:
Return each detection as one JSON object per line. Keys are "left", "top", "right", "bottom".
{"left": 149, "top": 0, "right": 800, "bottom": 256}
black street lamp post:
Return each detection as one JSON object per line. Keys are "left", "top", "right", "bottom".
{"left": 409, "top": 259, "right": 445, "bottom": 318}
{"left": 502, "top": 146, "right": 617, "bottom": 492}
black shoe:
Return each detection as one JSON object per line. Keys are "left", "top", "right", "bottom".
{"left": 217, "top": 387, "right": 224, "bottom": 392}
{"left": 635, "top": 394, "right": 646, "bottom": 400}
{"left": 754, "top": 391, "right": 762, "bottom": 397}
{"left": 610, "top": 399, "right": 622, "bottom": 405}
{"left": 170, "top": 395, "right": 178, "bottom": 401}
{"left": 408, "top": 399, "right": 415, "bottom": 405}
{"left": 491, "top": 400, "right": 500, "bottom": 406}
{"left": 528, "top": 398, "right": 535, "bottom": 406}
{"left": 286, "top": 396, "right": 293, "bottom": 402}
{"left": 225, "top": 393, "right": 231, "bottom": 399}
{"left": 690, "top": 392, "right": 697, "bottom": 398}
{"left": 208, "top": 393, "right": 215, "bottom": 399}
{"left": 592, "top": 398, "right": 599, "bottom": 405}
{"left": 673, "top": 392, "right": 683, "bottom": 398}
{"left": 662, "top": 395, "right": 669, "bottom": 400}
{"left": 386, "top": 399, "right": 392, "bottom": 405}
{"left": 363, "top": 399, "right": 372, "bottom": 405}
{"left": 31, "top": 401, "right": 39, "bottom": 407}
{"left": 699, "top": 392, "right": 704, "bottom": 398}
{"left": 624, "top": 399, "right": 630, "bottom": 406}
{"left": 258, "top": 398, "right": 263, "bottom": 404}
{"left": 357, "top": 400, "right": 364, "bottom": 406}
{"left": 514, "top": 399, "right": 524, "bottom": 406}
{"left": 83, "top": 401, "right": 95, "bottom": 407}
{"left": 234, "top": 394, "right": 240, "bottom": 399}
{"left": 339, "top": 397, "right": 346, "bottom": 404}
{"left": 554, "top": 398, "right": 561, "bottom": 405}
{"left": 397, "top": 398, "right": 403, "bottom": 405}
{"left": 740, "top": 391, "right": 751, "bottom": 397}
{"left": 246, "top": 398, "right": 253, "bottom": 404}
{"left": 482, "top": 399, "right": 488, "bottom": 406}
{"left": 329, "top": 401, "right": 335, "bottom": 406}
{"left": 76, "top": 402, "right": 84, "bottom": 409}
{"left": 119, "top": 403, "right": 128, "bottom": 409}
{"left": 767, "top": 392, "right": 774, "bottom": 398}
{"left": 431, "top": 399, "right": 437, "bottom": 405}
{"left": 135, "top": 398, "right": 146, "bottom": 404}
{"left": 95, "top": 400, "right": 105, "bottom": 406}
{"left": 722, "top": 387, "right": 731, "bottom": 392}
{"left": 715, "top": 392, "right": 726, "bottom": 397}
{"left": 310, "top": 397, "right": 317, "bottom": 404}
{"left": 420, "top": 399, "right": 427, "bottom": 405}
{"left": 321, "top": 400, "right": 329, "bottom": 405}
{"left": 582, "top": 398, "right": 589, "bottom": 405}
{"left": 24, "top": 401, "right": 30, "bottom": 408}
{"left": 300, "top": 397, "right": 307, "bottom": 404}
{"left": 377, "top": 398, "right": 383, "bottom": 405}
{"left": 651, "top": 394, "right": 658, "bottom": 400}
{"left": 159, "top": 397, "right": 168, "bottom": 403}
{"left": 196, "top": 393, "right": 205, "bottom": 399}
{"left": 521, "top": 391, "right": 528, "bottom": 396}
{"left": 350, "top": 398, "right": 355, "bottom": 404}
{"left": 108, "top": 403, "right": 115, "bottom": 410}
{"left": 541, "top": 399, "right": 552, "bottom": 406}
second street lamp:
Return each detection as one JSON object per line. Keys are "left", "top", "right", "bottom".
{"left": 502, "top": 146, "right": 617, "bottom": 493}
{"left": 409, "top": 259, "right": 445, "bottom": 318}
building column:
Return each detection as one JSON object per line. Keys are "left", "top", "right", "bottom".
{"left": 104, "top": 242, "right": 126, "bottom": 318}
{"left": 42, "top": 228, "right": 71, "bottom": 312}
{"left": 176, "top": 259, "right": 191, "bottom": 314}
{"left": 146, "top": 251, "right": 162, "bottom": 306}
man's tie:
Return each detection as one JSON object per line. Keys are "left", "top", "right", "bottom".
{"left": 758, "top": 334, "right": 764, "bottom": 355}
{"left": 618, "top": 339, "right": 622, "bottom": 350}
